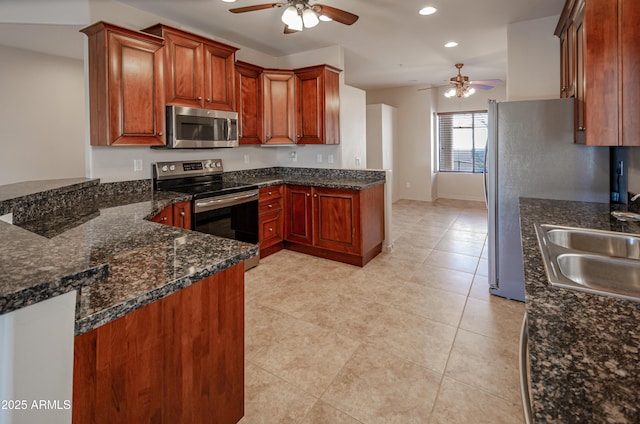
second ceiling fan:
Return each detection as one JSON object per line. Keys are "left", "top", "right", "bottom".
{"left": 229, "top": 0, "right": 359, "bottom": 33}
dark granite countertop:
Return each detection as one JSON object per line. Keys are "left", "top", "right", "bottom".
{"left": 223, "top": 167, "right": 386, "bottom": 190}
{"left": 519, "top": 197, "right": 640, "bottom": 424}
{"left": 0, "top": 180, "right": 257, "bottom": 336}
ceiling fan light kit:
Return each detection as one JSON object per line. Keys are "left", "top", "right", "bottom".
{"left": 229, "top": 0, "right": 358, "bottom": 33}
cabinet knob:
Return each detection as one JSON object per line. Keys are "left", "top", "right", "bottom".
{"left": 561, "top": 86, "right": 567, "bottom": 92}
{"left": 306, "top": 193, "right": 310, "bottom": 197}
{"left": 268, "top": 204, "right": 273, "bottom": 208}
{"left": 206, "top": 98, "right": 212, "bottom": 103}
{"left": 269, "top": 228, "right": 273, "bottom": 232}
{"left": 198, "top": 96, "right": 203, "bottom": 100}
{"left": 158, "top": 132, "right": 164, "bottom": 136}
{"left": 180, "top": 211, "right": 185, "bottom": 216}
{"left": 162, "top": 216, "right": 168, "bottom": 221}
{"left": 313, "top": 194, "right": 318, "bottom": 198}
{"left": 268, "top": 191, "right": 272, "bottom": 195}
{"left": 578, "top": 127, "right": 586, "bottom": 132}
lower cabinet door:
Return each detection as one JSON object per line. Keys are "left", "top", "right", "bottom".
{"left": 284, "top": 185, "right": 313, "bottom": 245}
{"left": 260, "top": 209, "right": 283, "bottom": 249}
{"left": 312, "top": 187, "right": 362, "bottom": 254}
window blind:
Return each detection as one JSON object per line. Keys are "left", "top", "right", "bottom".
{"left": 438, "top": 111, "right": 488, "bottom": 173}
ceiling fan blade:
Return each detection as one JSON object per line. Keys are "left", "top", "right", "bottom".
{"left": 469, "top": 84, "right": 494, "bottom": 90}
{"left": 229, "top": 3, "right": 285, "bottom": 13}
{"left": 284, "top": 25, "right": 300, "bottom": 34}
{"left": 470, "top": 79, "right": 503, "bottom": 84}
{"left": 311, "top": 4, "right": 359, "bottom": 25}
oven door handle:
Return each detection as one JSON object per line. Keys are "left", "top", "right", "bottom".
{"left": 194, "top": 190, "right": 259, "bottom": 212}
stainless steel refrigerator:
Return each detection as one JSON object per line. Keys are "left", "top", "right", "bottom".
{"left": 485, "top": 98, "right": 609, "bottom": 301}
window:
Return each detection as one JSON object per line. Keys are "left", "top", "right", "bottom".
{"left": 438, "top": 111, "right": 488, "bottom": 173}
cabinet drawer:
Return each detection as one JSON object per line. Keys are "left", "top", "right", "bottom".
{"left": 259, "top": 185, "right": 283, "bottom": 204}
{"left": 259, "top": 200, "right": 282, "bottom": 215}
{"left": 260, "top": 210, "right": 283, "bottom": 249}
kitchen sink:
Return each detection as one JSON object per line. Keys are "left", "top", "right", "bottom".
{"left": 535, "top": 224, "right": 640, "bottom": 302}
{"left": 545, "top": 226, "right": 640, "bottom": 259}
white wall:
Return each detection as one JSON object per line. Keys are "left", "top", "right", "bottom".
{"left": 507, "top": 15, "right": 560, "bottom": 101}
{"left": 366, "top": 104, "right": 395, "bottom": 170}
{"left": 0, "top": 45, "right": 86, "bottom": 185}
{"left": 367, "top": 86, "right": 435, "bottom": 201}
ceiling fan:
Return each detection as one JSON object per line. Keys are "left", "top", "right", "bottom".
{"left": 229, "top": 0, "right": 359, "bottom": 33}
{"left": 443, "top": 63, "right": 502, "bottom": 98}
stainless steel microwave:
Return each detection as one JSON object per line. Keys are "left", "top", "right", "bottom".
{"left": 164, "top": 106, "right": 238, "bottom": 148}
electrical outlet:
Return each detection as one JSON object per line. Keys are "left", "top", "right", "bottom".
{"left": 316, "top": 153, "right": 323, "bottom": 163}
{"left": 133, "top": 159, "right": 143, "bottom": 172}
{"left": 328, "top": 154, "right": 334, "bottom": 164}
{"left": 291, "top": 151, "right": 297, "bottom": 162}
{"left": 244, "top": 154, "right": 250, "bottom": 164}
{"left": 355, "top": 157, "right": 361, "bottom": 167}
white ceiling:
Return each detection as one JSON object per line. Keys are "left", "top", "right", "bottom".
{"left": 0, "top": 0, "right": 565, "bottom": 91}
{"left": 118, "top": 0, "right": 564, "bottom": 90}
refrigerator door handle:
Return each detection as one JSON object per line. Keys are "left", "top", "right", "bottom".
{"left": 483, "top": 142, "right": 489, "bottom": 208}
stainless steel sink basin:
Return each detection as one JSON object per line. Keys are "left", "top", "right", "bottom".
{"left": 545, "top": 226, "right": 640, "bottom": 259}
{"left": 556, "top": 254, "right": 640, "bottom": 299}
{"left": 535, "top": 224, "right": 640, "bottom": 302}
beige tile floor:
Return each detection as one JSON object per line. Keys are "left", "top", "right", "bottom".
{"left": 241, "top": 199, "right": 526, "bottom": 424}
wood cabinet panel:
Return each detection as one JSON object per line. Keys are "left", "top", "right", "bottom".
{"left": 284, "top": 184, "right": 384, "bottom": 266}
{"left": 260, "top": 210, "right": 284, "bottom": 250}
{"left": 284, "top": 185, "right": 313, "bottom": 245}
{"left": 144, "top": 24, "right": 237, "bottom": 111}
{"left": 557, "top": 0, "right": 640, "bottom": 145}
{"left": 172, "top": 201, "right": 191, "bottom": 229}
{"left": 295, "top": 65, "right": 341, "bottom": 145}
{"left": 236, "top": 61, "right": 263, "bottom": 144}
{"left": 150, "top": 203, "right": 173, "bottom": 225}
{"left": 621, "top": 0, "right": 640, "bottom": 146}
{"left": 263, "top": 71, "right": 296, "bottom": 144}
{"left": 259, "top": 185, "right": 284, "bottom": 257}
{"left": 313, "top": 187, "right": 361, "bottom": 254}
{"left": 73, "top": 264, "right": 244, "bottom": 424}
{"left": 81, "top": 22, "right": 165, "bottom": 146}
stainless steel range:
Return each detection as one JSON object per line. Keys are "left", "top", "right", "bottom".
{"left": 153, "top": 159, "right": 259, "bottom": 269}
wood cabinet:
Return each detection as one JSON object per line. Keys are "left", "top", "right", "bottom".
{"left": 73, "top": 263, "right": 244, "bottom": 424}
{"left": 235, "top": 61, "right": 263, "bottom": 144}
{"left": 284, "top": 184, "right": 384, "bottom": 266}
{"left": 258, "top": 185, "right": 284, "bottom": 257}
{"left": 144, "top": 24, "right": 238, "bottom": 111}
{"left": 295, "top": 65, "right": 341, "bottom": 145}
{"left": 81, "top": 22, "right": 166, "bottom": 146}
{"left": 262, "top": 70, "right": 297, "bottom": 144}
{"left": 150, "top": 201, "right": 191, "bottom": 230}
{"left": 556, "top": 0, "right": 640, "bottom": 146}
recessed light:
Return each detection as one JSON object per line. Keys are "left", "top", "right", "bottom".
{"left": 419, "top": 6, "right": 437, "bottom": 16}
{"left": 444, "top": 41, "right": 458, "bottom": 48}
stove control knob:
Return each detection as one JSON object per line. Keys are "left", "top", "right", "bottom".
{"left": 161, "top": 165, "right": 168, "bottom": 172}
{"left": 169, "top": 165, "right": 176, "bottom": 171}
{"left": 204, "top": 161, "right": 211, "bottom": 168}
{"left": 215, "top": 162, "right": 222, "bottom": 168}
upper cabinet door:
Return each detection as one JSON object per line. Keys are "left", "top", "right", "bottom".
{"left": 236, "top": 61, "right": 263, "bottom": 144}
{"left": 162, "top": 30, "right": 204, "bottom": 108}
{"left": 203, "top": 42, "right": 236, "bottom": 111}
{"left": 621, "top": 0, "right": 640, "bottom": 146}
{"left": 81, "top": 22, "right": 166, "bottom": 146}
{"left": 295, "top": 65, "right": 341, "bottom": 145}
{"left": 143, "top": 24, "right": 238, "bottom": 111}
{"left": 262, "top": 71, "right": 296, "bottom": 145}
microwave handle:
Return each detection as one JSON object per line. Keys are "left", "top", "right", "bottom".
{"left": 226, "top": 118, "right": 232, "bottom": 141}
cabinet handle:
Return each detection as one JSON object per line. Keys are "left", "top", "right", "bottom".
{"left": 198, "top": 96, "right": 203, "bottom": 100}
{"left": 180, "top": 211, "right": 185, "bottom": 216}
{"left": 306, "top": 193, "right": 310, "bottom": 197}
{"left": 206, "top": 98, "right": 212, "bottom": 103}
{"left": 561, "top": 86, "right": 567, "bottom": 92}
{"left": 578, "top": 127, "right": 586, "bottom": 132}
{"left": 268, "top": 191, "right": 272, "bottom": 195}
{"left": 313, "top": 194, "right": 318, "bottom": 198}
{"left": 162, "top": 216, "right": 168, "bottom": 221}
{"left": 269, "top": 228, "right": 273, "bottom": 232}
{"left": 158, "top": 132, "right": 164, "bottom": 136}
{"left": 268, "top": 204, "right": 273, "bottom": 208}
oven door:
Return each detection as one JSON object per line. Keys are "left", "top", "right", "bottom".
{"left": 193, "top": 190, "right": 259, "bottom": 269}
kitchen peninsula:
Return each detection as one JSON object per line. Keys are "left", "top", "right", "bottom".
{"left": 0, "top": 167, "right": 385, "bottom": 424}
